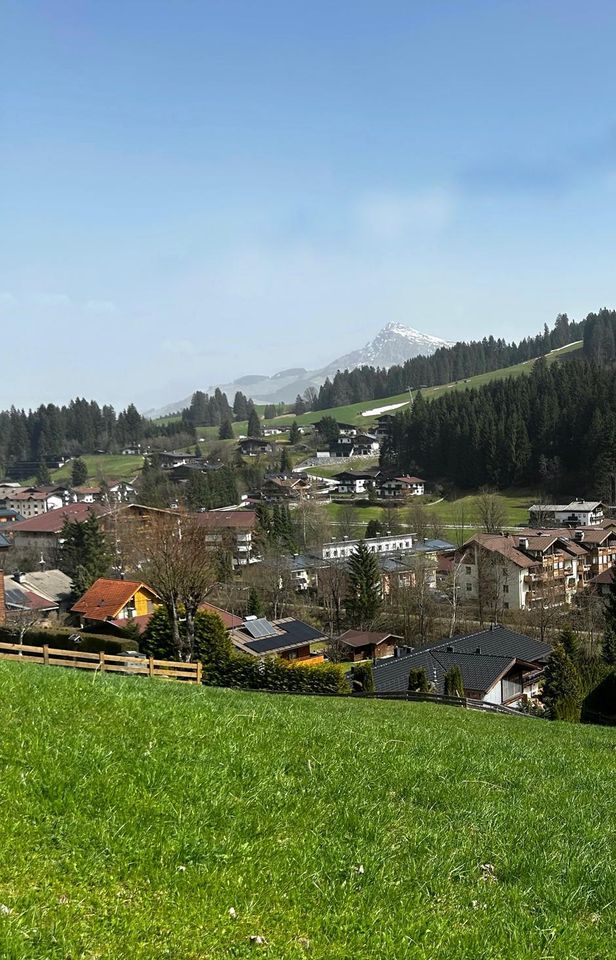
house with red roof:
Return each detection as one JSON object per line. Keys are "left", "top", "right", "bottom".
{"left": 71, "top": 578, "right": 161, "bottom": 632}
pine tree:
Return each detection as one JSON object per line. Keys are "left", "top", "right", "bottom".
{"left": 219, "top": 418, "right": 234, "bottom": 440}
{"left": 345, "top": 542, "right": 381, "bottom": 628}
{"left": 36, "top": 462, "right": 52, "bottom": 485}
{"left": 541, "top": 644, "right": 581, "bottom": 721}
{"left": 247, "top": 408, "right": 261, "bottom": 438}
{"left": 59, "top": 512, "right": 111, "bottom": 596}
{"left": 247, "top": 587, "right": 263, "bottom": 617}
{"left": 279, "top": 445, "right": 292, "bottom": 473}
{"left": 289, "top": 421, "right": 300, "bottom": 445}
{"left": 71, "top": 457, "right": 88, "bottom": 487}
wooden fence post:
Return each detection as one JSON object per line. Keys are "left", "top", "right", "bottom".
{"left": 148, "top": 656, "right": 154, "bottom": 678}
{"left": 43, "top": 644, "right": 49, "bottom": 666}
{"left": 99, "top": 651, "right": 105, "bottom": 673}
{"left": 196, "top": 661, "right": 202, "bottom": 686}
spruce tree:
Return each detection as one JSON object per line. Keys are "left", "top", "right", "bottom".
{"left": 247, "top": 408, "right": 261, "bottom": 438}
{"left": 289, "top": 421, "right": 300, "bottom": 445}
{"left": 541, "top": 645, "right": 581, "bottom": 721}
{"left": 36, "top": 462, "right": 52, "bottom": 485}
{"left": 279, "top": 445, "right": 292, "bottom": 473}
{"left": 345, "top": 541, "right": 382, "bottom": 628}
{"left": 219, "top": 418, "right": 234, "bottom": 440}
{"left": 71, "top": 457, "right": 88, "bottom": 487}
{"left": 59, "top": 512, "right": 111, "bottom": 596}
{"left": 247, "top": 587, "right": 263, "bottom": 617}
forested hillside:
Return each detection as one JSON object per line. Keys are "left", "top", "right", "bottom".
{"left": 383, "top": 355, "right": 616, "bottom": 495}
{"left": 316, "top": 312, "right": 587, "bottom": 408}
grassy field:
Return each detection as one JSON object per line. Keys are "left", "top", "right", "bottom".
{"left": 426, "top": 489, "right": 537, "bottom": 527}
{"left": 267, "top": 341, "right": 583, "bottom": 430}
{"left": 0, "top": 662, "right": 614, "bottom": 959}
{"left": 37, "top": 454, "right": 144, "bottom": 485}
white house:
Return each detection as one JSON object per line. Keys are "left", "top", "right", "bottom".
{"left": 529, "top": 500, "right": 605, "bottom": 527}
{"left": 379, "top": 475, "right": 425, "bottom": 498}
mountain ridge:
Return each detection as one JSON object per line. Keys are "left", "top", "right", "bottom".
{"left": 145, "top": 322, "right": 450, "bottom": 417}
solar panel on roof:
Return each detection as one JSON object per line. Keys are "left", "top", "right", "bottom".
{"left": 243, "top": 618, "right": 279, "bottom": 639}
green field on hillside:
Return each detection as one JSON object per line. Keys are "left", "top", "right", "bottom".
{"left": 268, "top": 340, "right": 583, "bottom": 429}
{"left": 0, "top": 661, "right": 614, "bottom": 959}
{"left": 36, "top": 454, "right": 144, "bottom": 485}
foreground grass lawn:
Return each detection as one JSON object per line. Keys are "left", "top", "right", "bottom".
{"left": 0, "top": 663, "right": 614, "bottom": 959}
{"left": 50, "top": 453, "right": 144, "bottom": 483}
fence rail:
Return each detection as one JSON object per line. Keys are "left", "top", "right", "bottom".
{"left": 0, "top": 642, "right": 201, "bottom": 684}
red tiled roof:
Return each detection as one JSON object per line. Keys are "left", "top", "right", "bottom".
{"left": 590, "top": 567, "right": 616, "bottom": 585}
{"left": 9, "top": 502, "right": 107, "bottom": 534}
{"left": 109, "top": 614, "right": 152, "bottom": 633}
{"left": 199, "top": 601, "right": 243, "bottom": 629}
{"left": 72, "top": 578, "right": 158, "bottom": 621}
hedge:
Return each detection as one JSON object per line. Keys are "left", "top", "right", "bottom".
{"left": 0, "top": 626, "right": 139, "bottom": 655}
{"left": 202, "top": 652, "right": 350, "bottom": 695}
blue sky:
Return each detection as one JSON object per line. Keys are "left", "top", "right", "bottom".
{"left": 3, "top": 1, "right": 616, "bottom": 409}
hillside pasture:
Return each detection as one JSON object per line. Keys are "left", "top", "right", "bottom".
{"left": 0, "top": 662, "right": 613, "bottom": 959}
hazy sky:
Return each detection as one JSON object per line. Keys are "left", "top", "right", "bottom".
{"left": 3, "top": 1, "right": 616, "bottom": 410}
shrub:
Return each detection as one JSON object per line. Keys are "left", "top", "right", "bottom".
{"left": 205, "top": 652, "right": 350, "bottom": 696}
{"left": 351, "top": 662, "right": 375, "bottom": 693}
{"left": 0, "top": 626, "right": 138, "bottom": 655}
{"left": 408, "top": 667, "right": 430, "bottom": 693}
{"left": 443, "top": 665, "right": 464, "bottom": 698}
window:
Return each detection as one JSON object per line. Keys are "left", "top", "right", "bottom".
{"left": 466, "top": 583, "right": 472, "bottom": 591}
{"left": 466, "top": 566, "right": 471, "bottom": 574}
{"left": 503, "top": 585, "right": 509, "bottom": 594}
{"left": 503, "top": 601, "right": 509, "bottom": 609}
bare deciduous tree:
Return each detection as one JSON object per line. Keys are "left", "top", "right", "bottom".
{"left": 475, "top": 490, "right": 507, "bottom": 534}
{"left": 142, "top": 513, "right": 217, "bottom": 660}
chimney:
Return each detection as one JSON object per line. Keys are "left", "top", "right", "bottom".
{"left": 475, "top": 646, "right": 481, "bottom": 654}
{"left": 12, "top": 570, "right": 22, "bottom": 584}
{"left": 0, "top": 571, "right": 5, "bottom": 626}
{"left": 519, "top": 537, "right": 529, "bottom": 551}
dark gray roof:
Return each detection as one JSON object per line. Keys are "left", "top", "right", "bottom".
{"left": 373, "top": 626, "right": 551, "bottom": 695}
{"left": 0, "top": 533, "right": 10, "bottom": 548}
{"left": 236, "top": 617, "right": 326, "bottom": 655}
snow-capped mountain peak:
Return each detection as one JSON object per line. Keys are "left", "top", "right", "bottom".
{"left": 323, "top": 323, "right": 451, "bottom": 374}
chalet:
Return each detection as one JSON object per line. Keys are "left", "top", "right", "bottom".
{"left": 72, "top": 577, "right": 160, "bottom": 632}
{"left": 373, "top": 626, "right": 552, "bottom": 706}
{"left": 337, "top": 630, "right": 403, "bottom": 662}
{"left": 262, "top": 427, "right": 286, "bottom": 437}
{"left": 333, "top": 470, "right": 376, "bottom": 496}
{"left": 0, "top": 487, "right": 64, "bottom": 518}
{"left": 374, "top": 414, "right": 397, "bottom": 441}
{"left": 71, "top": 485, "right": 102, "bottom": 503}
{"left": 260, "top": 475, "right": 311, "bottom": 502}
{"left": 230, "top": 615, "right": 326, "bottom": 662}
{"left": 379, "top": 475, "right": 425, "bottom": 498}
{"left": 458, "top": 533, "right": 583, "bottom": 611}
{"left": 237, "top": 438, "right": 273, "bottom": 457}
{"left": 529, "top": 500, "right": 606, "bottom": 527}
{"left": 8, "top": 502, "right": 107, "bottom": 558}
{"left": 193, "top": 510, "right": 259, "bottom": 566}
{"left": 330, "top": 433, "right": 379, "bottom": 458}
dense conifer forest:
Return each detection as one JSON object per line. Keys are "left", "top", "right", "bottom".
{"left": 382, "top": 352, "right": 616, "bottom": 495}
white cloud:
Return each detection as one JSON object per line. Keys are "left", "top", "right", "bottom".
{"left": 356, "top": 187, "right": 455, "bottom": 241}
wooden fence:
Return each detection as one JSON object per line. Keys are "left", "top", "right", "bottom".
{"left": 0, "top": 641, "right": 201, "bottom": 684}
